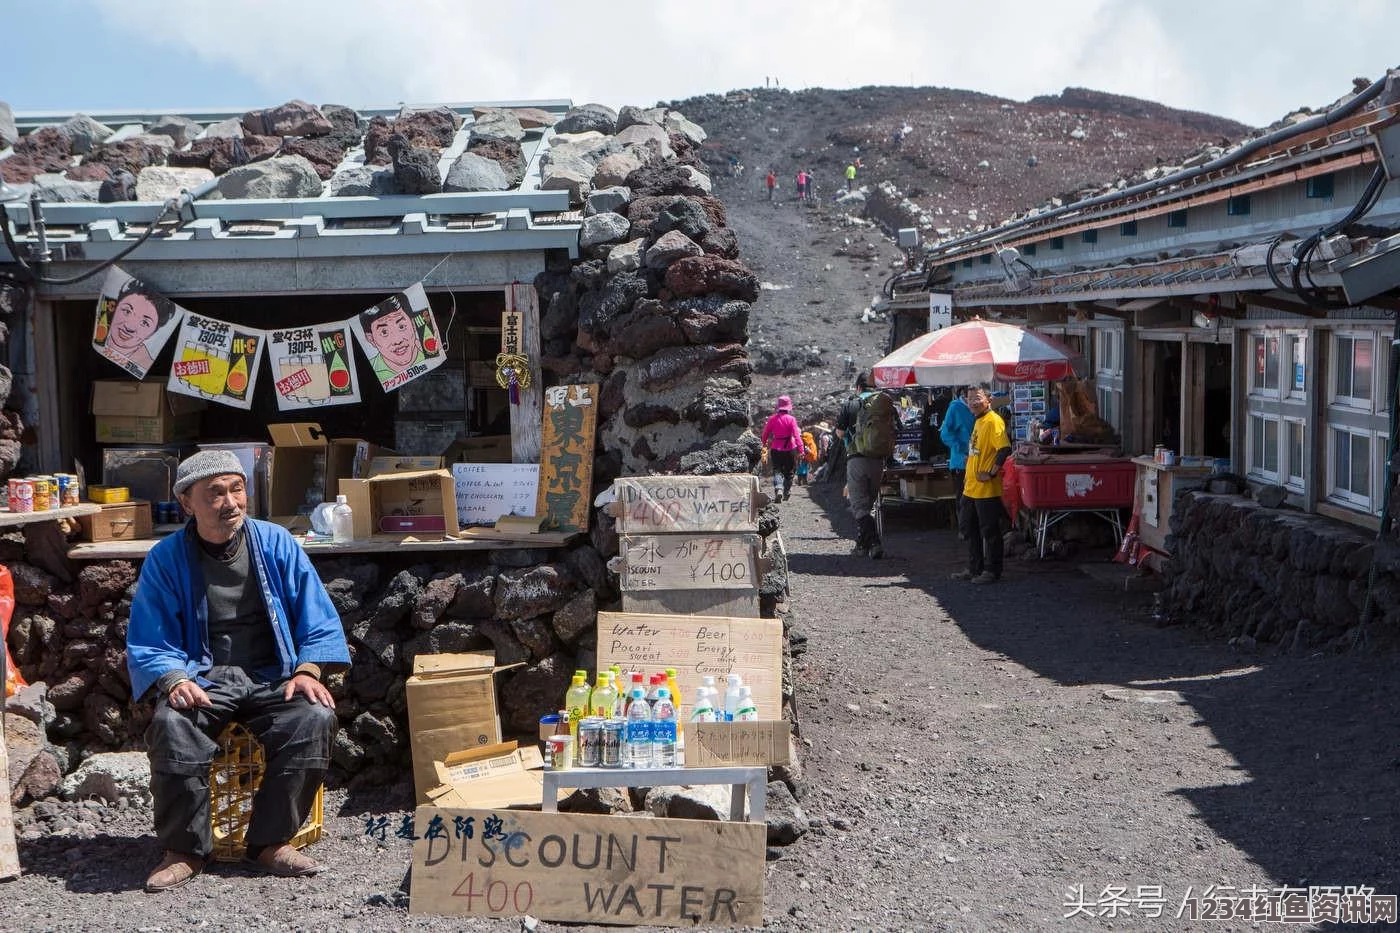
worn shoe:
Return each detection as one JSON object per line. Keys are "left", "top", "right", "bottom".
{"left": 949, "top": 570, "right": 975, "bottom": 581}
{"left": 246, "top": 844, "right": 322, "bottom": 877}
{"left": 783, "top": 491, "right": 791, "bottom": 501}
{"left": 971, "top": 571, "right": 999, "bottom": 584}
{"left": 145, "top": 850, "right": 205, "bottom": 893}
{"left": 868, "top": 541, "right": 884, "bottom": 559}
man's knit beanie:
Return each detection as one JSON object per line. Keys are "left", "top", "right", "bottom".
{"left": 173, "top": 449, "right": 247, "bottom": 495}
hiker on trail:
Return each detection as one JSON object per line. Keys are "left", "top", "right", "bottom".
{"left": 835, "top": 372, "right": 896, "bottom": 558}
{"left": 940, "top": 387, "right": 975, "bottom": 524}
{"left": 766, "top": 170, "right": 777, "bottom": 201}
{"left": 795, "top": 169, "right": 808, "bottom": 201}
{"left": 952, "top": 387, "right": 1012, "bottom": 584}
{"left": 128, "top": 450, "right": 349, "bottom": 892}
{"left": 796, "top": 428, "right": 819, "bottom": 486}
{"left": 805, "top": 168, "right": 816, "bottom": 201}
{"left": 845, "top": 163, "right": 857, "bottom": 192}
{"left": 762, "top": 395, "right": 803, "bottom": 502}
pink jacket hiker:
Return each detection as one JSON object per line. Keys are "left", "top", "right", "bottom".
{"left": 762, "top": 395, "right": 802, "bottom": 451}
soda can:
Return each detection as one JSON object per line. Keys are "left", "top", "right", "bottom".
{"left": 600, "top": 719, "right": 625, "bottom": 768}
{"left": 577, "top": 717, "right": 605, "bottom": 768}
{"left": 544, "top": 734, "right": 574, "bottom": 771}
{"left": 31, "top": 476, "right": 53, "bottom": 511}
{"left": 55, "top": 474, "right": 75, "bottom": 507}
{"left": 8, "top": 478, "right": 32, "bottom": 513}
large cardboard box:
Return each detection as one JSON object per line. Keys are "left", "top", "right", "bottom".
{"left": 340, "top": 468, "right": 459, "bottom": 540}
{"left": 91, "top": 380, "right": 204, "bottom": 444}
{"left": 265, "top": 423, "right": 381, "bottom": 525}
{"left": 424, "top": 741, "right": 544, "bottom": 810}
{"left": 405, "top": 653, "right": 505, "bottom": 803}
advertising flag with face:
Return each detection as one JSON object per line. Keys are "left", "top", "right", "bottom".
{"left": 349, "top": 281, "right": 447, "bottom": 393}
{"left": 92, "top": 267, "right": 185, "bottom": 380}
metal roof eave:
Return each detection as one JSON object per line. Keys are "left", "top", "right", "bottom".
{"left": 949, "top": 270, "right": 1341, "bottom": 308}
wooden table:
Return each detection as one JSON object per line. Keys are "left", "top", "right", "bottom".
{"left": 68, "top": 528, "right": 577, "bottom": 560}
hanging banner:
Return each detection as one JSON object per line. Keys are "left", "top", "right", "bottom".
{"left": 268, "top": 322, "right": 361, "bottom": 410}
{"left": 92, "top": 267, "right": 185, "bottom": 380}
{"left": 536, "top": 383, "right": 598, "bottom": 534}
{"left": 350, "top": 281, "right": 446, "bottom": 393}
{"left": 166, "top": 313, "right": 267, "bottom": 410}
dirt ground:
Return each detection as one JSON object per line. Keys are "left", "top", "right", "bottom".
{"left": 6, "top": 488, "right": 1399, "bottom": 931}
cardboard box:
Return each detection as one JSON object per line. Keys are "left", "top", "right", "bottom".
{"left": 900, "top": 476, "right": 957, "bottom": 501}
{"left": 405, "top": 653, "right": 505, "bottom": 803}
{"left": 265, "top": 423, "right": 381, "bottom": 524}
{"left": 78, "top": 500, "right": 154, "bottom": 542}
{"left": 444, "top": 434, "right": 512, "bottom": 464}
{"left": 340, "top": 468, "right": 459, "bottom": 540}
{"left": 367, "top": 455, "right": 443, "bottom": 477}
{"left": 424, "top": 741, "right": 544, "bottom": 810}
{"left": 91, "top": 380, "right": 205, "bottom": 444}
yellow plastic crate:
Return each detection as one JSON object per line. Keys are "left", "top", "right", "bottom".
{"left": 209, "top": 722, "right": 323, "bottom": 862}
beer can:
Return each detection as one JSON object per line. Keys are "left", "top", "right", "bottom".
{"left": 9, "top": 479, "right": 33, "bottom": 513}
{"left": 601, "top": 719, "right": 625, "bottom": 768}
{"left": 31, "top": 476, "right": 53, "bottom": 511}
{"left": 577, "top": 717, "right": 605, "bottom": 768}
{"left": 544, "top": 734, "right": 574, "bottom": 771}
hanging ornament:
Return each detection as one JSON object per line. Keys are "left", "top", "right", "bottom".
{"left": 495, "top": 351, "right": 531, "bottom": 406}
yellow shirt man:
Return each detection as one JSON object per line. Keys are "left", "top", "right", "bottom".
{"left": 963, "top": 409, "right": 1011, "bottom": 499}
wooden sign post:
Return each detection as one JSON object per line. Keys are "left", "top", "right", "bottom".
{"left": 409, "top": 807, "right": 765, "bottom": 926}
{"left": 596, "top": 611, "right": 781, "bottom": 721}
{"left": 609, "top": 475, "right": 764, "bottom": 534}
{"left": 535, "top": 383, "right": 599, "bottom": 535}
{"left": 505, "top": 283, "right": 543, "bottom": 465}
{"left": 0, "top": 708, "right": 18, "bottom": 879}
{"left": 616, "top": 533, "right": 765, "bottom": 618}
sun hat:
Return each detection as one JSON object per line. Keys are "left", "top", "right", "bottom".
{"left": 174, "top": 449, "right": 248, "bottom": 495}
{"left": 776, "top": 395, "right": 793, "bottom": 412}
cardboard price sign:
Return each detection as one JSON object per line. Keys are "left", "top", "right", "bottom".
{"left": 610, "top": 474, "right": 762, "bottom": 534}
{"left": 686, "top": 721, "right": 792, "bottom": 768}
{"left": 619, "top": 534, "right": 760, "bottom": 591}
{"left": 596, "top": 611, "right": 781, "bottom": 722}
{"left": 409, "top": 807, "right": 765, "bottom": 926}
{"left": 536, "top": 384, "right": 598, "bottom": 534}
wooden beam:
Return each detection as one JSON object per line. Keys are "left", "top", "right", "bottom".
{"left": 1242, "top": 292, "right": 1329, "bottom": 319}
{"left": 508, "top": 283, "right": 543, "bottom": 464}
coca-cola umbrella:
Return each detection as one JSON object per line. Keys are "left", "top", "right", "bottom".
{"left": 870, "top": 318, "right": 1084, "bottom": 387}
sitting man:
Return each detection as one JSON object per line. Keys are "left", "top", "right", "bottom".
{"left": 127, "top": 450, "right": 350, "bottom": 893}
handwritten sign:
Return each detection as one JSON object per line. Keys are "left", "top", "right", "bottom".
{"left": 596, "top": 611, "right": 781, "bottom": 722}
{"left": 611, "top": 474, "right": 761, "bottom": 534}
{"left": 619, "top": 534, "right": 760, "bottom": 591}
{"left": 409, "top": 807, "right": 765, "bottom": 926}
{"left": 451, "top": 463, "right": 539, "bottom": 526}
{"left": 268, "top": 321, "right": 361, "bottom": 410}
{"left": 166, "top": 312, "right": 267, "bottom": 410}
{"left": 536, "top": 383, "right": 598, "bottom": 534}
{"left": 687, "top": 721, "right": 792, "bottom": 768}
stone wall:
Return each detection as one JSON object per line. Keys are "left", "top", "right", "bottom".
{"left": 1160, "top": 493, "right": 1400, "bottom": 649}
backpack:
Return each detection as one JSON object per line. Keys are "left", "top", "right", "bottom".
{"left": 850, "top": 391, "right": 896, "bottom": 458}
{"left": 802, "top": 432, "right": 818, "bottom": 463}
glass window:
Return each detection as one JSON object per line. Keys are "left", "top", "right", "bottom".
{"left": 1050, "top": 236, "right": 1065, "bottom": 250}
{"left": 1306, "top": 174, "right": 1334, "bottom": 199}
{"left": 1250, "top": 415, "right": 1280, "bottom": 478}
{"left": 1167, "top": 209, "right": 1188, "bottom": 228}
{"left": 1288, "top": 333, "right": 1307, "bottom": 394}
{"left": 1335, "top": 334, "right": 1374, "bottom": 404}
{"left": 1286, "top": 420, "right": 1305, "bottom": 487}
{"left": 1120, "top": 220, "right": 1138, "bottom": 236}
{"left": 1023, "top": 243, "right": 1037, "bottom": 256}
{"left": 1251, "top": 333, "right": 1281, "bottom": 393}
{"left": 1082, "top": 229, "right": 1098, "bottom": 244}
{"left": 1331, "top": 428, "right": 1372, "bottom": 504}
{"left": 1227, "top": 195, "right": 1251, "bottom": 216}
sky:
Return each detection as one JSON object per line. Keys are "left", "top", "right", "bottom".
{"left": 1, "top": 0, "right": 1396, "bottom": 128}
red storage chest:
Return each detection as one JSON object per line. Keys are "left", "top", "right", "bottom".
{"left": 1015, "top": 459, "right": 1136, "bottom": 510}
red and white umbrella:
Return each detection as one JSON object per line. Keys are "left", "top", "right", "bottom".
{"left": 871, "top": 319, "right": 1084, "bottom": 387}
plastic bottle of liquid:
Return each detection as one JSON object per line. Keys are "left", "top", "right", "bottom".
{"left": 734, "top": 685, "right": 759, "bottom": 722}
{"left": 590, "top": 672, "right": 617, "bottom": 719}
{"left": 625, "top": 687, "right": 653, "bottom": 768}
{"left": 689, "top": 690, "right": 718, "bottom": 724}
{"left": 608, "top": 666, "right": 625, "bottom": 717}
{"left": 664, "top": 667, "right": 684, "bottom": 737}
{"left": 646, "top": 673, "right": 665, "bottom": 708}
{"left": 723, "top": 674, "right": 744, "bottom": 722}
{"left": 565, "top": 673, "right": 591, "bottom": 739}
{"left": 331, "top": 494, "right": 354, "bottom": 544}
{"left": 624, "top": 673, "right": 646, "bottom": 716}
{"left": 701, "top": 674, "right": 718, "bottom": 697}
{"left": 651, "top": 688, "right": 678, "bottom": 767}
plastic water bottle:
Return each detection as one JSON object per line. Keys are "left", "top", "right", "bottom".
{"left": 623, "top": 673, "right": 646, "bottom": 716}
{"left": 590, "top": 672, "right": 617, "bottom": 719}
{"left": 565, "top": 672, "right": 591, "bottom": 739}
{"left": 734, "top": 685, "right": 759, "bottom": 721}
{"left": 723, "top": 674, "right": 744, "bottom": 722}
{"left": 651, "top": 688, "right": 678, "bottom": 767}
{"left": 664, "top": 667, "right": 684, "bottom": 738}
{"left": 646, "top": 673, "right": 665, "bottom": 708}
{"left": 625, "top": 687, "right": 653, "bottom": 768}
{"left": 331, "top": 494, "right": 354, "bottom": 544}
{"left": 689, "top": 689, "right": 718, "bottom": 724}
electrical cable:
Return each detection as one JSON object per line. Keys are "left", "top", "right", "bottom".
{"left": 1, "top": 198, "right": 183, "bottom": 286}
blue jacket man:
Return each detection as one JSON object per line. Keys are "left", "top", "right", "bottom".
{"left": 940, "top": 390, "right": 975, "bottom": 472}
{"left": 127, "top": 450, "right": 349, "bottom": 893}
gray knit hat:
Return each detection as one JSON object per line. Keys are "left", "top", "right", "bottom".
{"left": 174, "top": 449, "right": 247, "bottom": 495}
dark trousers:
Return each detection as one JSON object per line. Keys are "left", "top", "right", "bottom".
{"left": 950, "top": 469, "right": 965, "bottom": 526}
{"left": 960, "top": 496, "right": 1005, "bottom": 578}
{"left": 770, "top": 449, "right": 797, "bottom": 496}
{"left": 145, "top": 665, "right": 336, "bottom": 859}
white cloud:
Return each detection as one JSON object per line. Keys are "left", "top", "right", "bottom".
{"left": 88, "top": 0, "right": 1396, "bottom": 125}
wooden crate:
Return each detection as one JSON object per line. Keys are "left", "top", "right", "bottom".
{"left": 77, "top": 500, "right": 153, "bottom": 542}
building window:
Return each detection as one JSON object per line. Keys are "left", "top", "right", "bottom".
{"left": 1119, "top": 220, "right": 1138, "bottom": 237}
{"left": 962, "top": 258, "right": 973, "bottom": 268}
{"left": 1330, "top": 427, "right": 1373, "bottom": 509}
{"left": 1287, "top": 333, "right": 1307, "bottom": 396}
{"left": 1249, "top": 415, "right": 1281, "bottom": 481}
{"left": 1251, "top": 332, "right": 1281, "bottom": 394}
{"left": 1023, "top": 243, "right": 1037, "bottom": 256}
{"left": 1093, "top": 329, "right": 1123, "bottom": 431}
{"left": 1227, "top": 195, "right": 1251, "bottom": 216}
{"left": 1167, "top": 209, "right": 1188, "bottom": 228}
{"left": 981, "top": 254, "right": 992, "bottom": 265}
{"left": 1306, "top": 174, "right": 1334, "bottom": 199}
{"left": 1081, "top": 229, "right": 1098, "bottom": 244}
{"left": 1335, "top": 333, "right": 1374, "bottom": 405}
{"left": 1050, "top": 236, "right": 1065, "bottom": 250}
{"left": 1286, "top": 419, "right": 1305, "bottom": 489}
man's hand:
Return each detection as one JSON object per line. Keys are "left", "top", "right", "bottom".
{"left": 167, "top": 680, "right": 212, "bottom": 711}
{"left": 285, "top": 672, "right": 335, "bottom": 708}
